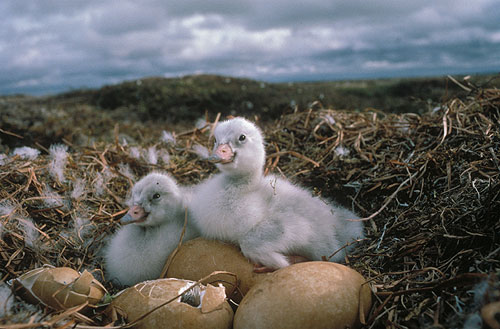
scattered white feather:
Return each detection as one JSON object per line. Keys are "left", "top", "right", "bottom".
{"left": 93, "top": 168, "right": 116, "bottom": 196}
{"left": 0, "top": 153, "right": 7, "bottom": 165}
{"left": 397, "top": 117, "right": 411, "bottom": 134}
{"left": 18, "top": 217, "right": 39, "bottom": 248}
{"left": 129, "top": 146, "right": 141, "bottom": 159}
{"left": 48, "top": 144, "right": 69, "bottom": 183}
{"left": 159, "top": 149, "right": 170, "bottom": 164}
{"left": 432, "top": 106, "right": 442, "bottom": 113}
{"left": 11, "top": 146, "right": 40, "bottom": 160}
{"left": 324, "top": 115, "right": 336, "bottom": 125}
{"left": 145, "top": 146, "right": 158, "bottom": 165}
{"left": 334, "top": 145, "right": 350, "bottom": 157}
{"left": 41, "top": 184, "right": 65, "bottom": 209}
{"left": 193, "top": 144, "right": 210, "bottom": 159}
{"left": 73, "top": 216, "right": 90, "bottom": 239}
{"left": 0, "top": 200, "right": 15, "bottom": 217}
{"left": 195, "top": 118, "right": 208, "bottom": 130}
{"left": 71, "top": 178, "right": 87, "bottom": 200}
{"left": 49, "top": 144, "right": 68, "bottom": 163}
{"left": 0, "top": 283, "right": 14, "bottom": 318}
{"left": 161, "top": 130, "right": 176, "bottom": 144}
{"left": 118, "top": 163, "right": 135, "bottom": 182}
{"left": 102, "top": 167, "right": 115, "bottom": 180}
{"left": 94, "top": 173, "right": 106, "bottom": 197}
{"left": 72, "top": 207, "right": 93, "bottom": 246}
{"left": 0, "top": 201, "right": 15, "bottom": 240}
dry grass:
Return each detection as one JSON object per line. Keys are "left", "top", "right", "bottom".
{"left": 0, "top": 82, "right": 499, "bottom": 328}
{"left": 265, "top": 85, "right": 500, "bottom": 328}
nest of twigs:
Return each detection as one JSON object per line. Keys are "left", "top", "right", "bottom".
{"left": 0, "top": 83, "right": 499, "bottom": 328}
{"left": 266, "top": 86, "right": 500, "bottom": 328}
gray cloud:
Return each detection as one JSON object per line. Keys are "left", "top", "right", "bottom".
{"left": 0, "top": 1, "right": 499, "bottom": 95}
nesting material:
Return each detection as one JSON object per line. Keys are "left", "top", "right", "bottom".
{"left": 10, "top": 265, "right": 107, "bottom": 310}
{"left": 165, "top": 238, "right": 270, "bottom": 302}
{"left": 233, "top": 261, "right": 372, "bottom": 329}
{"left": 0, "top": 82, "right": 498, "bottom": 328}
{"left": 108, "top": 278, "right": 233, "bottom": 329}
{"left": 265, "top": 86, "right": 500, "bottom": 327}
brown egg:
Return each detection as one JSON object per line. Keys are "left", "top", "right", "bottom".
{"left": 11, "top": 265, "right": 107, "bottom": 310}
{"left": 165, "top": 238, "right": 270, "bottom": 302}
{"left": 481, "top": 301, "right": 500, "bottom": 329}
{"left": 109, "top": 278, "right": 233, "bottom": 329}
{"left": 234, "top": 261, "right": 372, "bottom": 329}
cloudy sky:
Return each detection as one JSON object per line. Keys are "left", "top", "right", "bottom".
{"left": 1, "top": 1, "right": 499, "bottom": 95}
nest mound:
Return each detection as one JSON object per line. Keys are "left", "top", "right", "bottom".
{"left": 0, "top": 85, "right": 499, "bottom": 328}
{"left": 268, "top": 87, "right": 500, "bottom": 327}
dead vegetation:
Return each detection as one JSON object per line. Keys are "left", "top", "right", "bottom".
{"left": 0, "top": 78, "right": 499, "bottom": 328}
{"left": 266, "top": 84, "right": 500, "bottom": 328}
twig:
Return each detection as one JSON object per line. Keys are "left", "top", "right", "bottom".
{"left": 356, "top": 169, "right": 421, "bottom": 221}
{"left": 160, "top": 208, "right": 188, "bottom": 278}
{"left": 0, "top": 128, "right": 24, "bottom": 139}
{"left": 122, "top": 271, "right": 237, "bottom": 328}
{"left": 267, "top": 150, "right": 320, "bottom": 167}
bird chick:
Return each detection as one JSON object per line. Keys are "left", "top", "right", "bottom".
{"left": 104, "top": 172, "right": 198, "bottom": 286}
{"left": 190, "top": 117, "right": 364, "bottom": 271}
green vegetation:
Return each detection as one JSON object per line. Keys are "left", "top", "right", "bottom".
{"left": 1, "top": 74, "right": 498, "bottom": 152}
{"left": 62, "top": 73, "right": 500, "bottom": 121}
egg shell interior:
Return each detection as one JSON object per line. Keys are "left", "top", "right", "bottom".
{"left": 12, "top": 266, "right": 106, "bottom": 310}
{"left": 109, "top": 278, "right": 234, "bottom": 329}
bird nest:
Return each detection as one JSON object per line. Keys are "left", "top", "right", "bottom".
{"left": 0, "top": 85, "right": 499, "bottom": 328}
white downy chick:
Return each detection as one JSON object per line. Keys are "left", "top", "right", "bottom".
{"left": 104, "top": 172, "right": 198, "bottom": 286}
{"left": 190, "top": 117, "right": 364, "bottom": 271}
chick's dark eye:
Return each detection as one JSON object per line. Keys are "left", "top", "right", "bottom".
{"left": 152, "top": 193, "right": 161, "bottom": 200}
{"left": 239, "top": 134, "right": 246, "bottom": 142}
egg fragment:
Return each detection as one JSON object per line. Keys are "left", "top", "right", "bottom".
{"left": 234, "top": 261, "right": 372, "bottom": 329}
{"left": 11, "top": 265, "right": 107, "bottom": 310}
{"left": 165, "top": 238, "right": 270, "bottom": 302}
{"left": 108, "top": 278, "right": 233, "bottom": 329}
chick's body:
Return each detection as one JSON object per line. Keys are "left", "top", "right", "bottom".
{"left": 105, "top": 173, "right": 198, "bottom": 286}
{"left": 190, "top": 118, "right": 364, "bottom": 270}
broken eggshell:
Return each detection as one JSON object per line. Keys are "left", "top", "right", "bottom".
{"left": 234, "top": 261, "right": 372, "bottom": 329}
{"left": 108, "top": 278, "right": 233, "bottom": 329}
{"left": 165, "top": 238, "right": 270, "bottom": 302}
{"left": 11, "top": 265, "right": 107, "bottom": 310}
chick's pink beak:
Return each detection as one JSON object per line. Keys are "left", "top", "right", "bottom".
{"left": 120, "top": 205, "right": 147, "bottom": 224}
{"left": 210, "top": 143, "right": 234, "bottom": 163}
